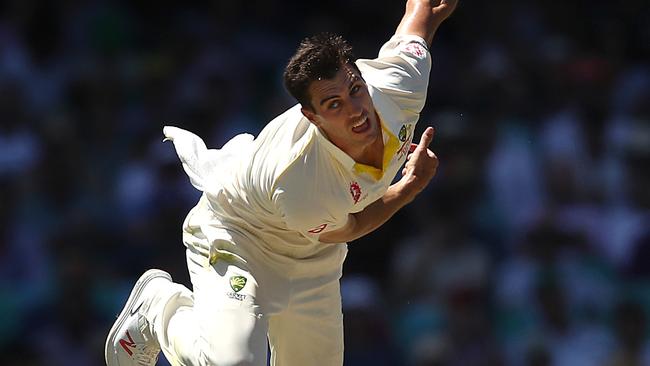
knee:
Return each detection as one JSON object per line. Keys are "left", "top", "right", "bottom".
{"left": 196, "top": 320, "right": 267, "bottom": 366}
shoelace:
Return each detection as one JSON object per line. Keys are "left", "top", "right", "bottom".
{"left": 134, "top": 343, "right": 160, "bottom": 366}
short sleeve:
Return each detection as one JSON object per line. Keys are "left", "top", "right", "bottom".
{"left": 272, "top": 186, "right": 349, "bottom": 241}
{"left": 355, "top": 34, "right": 432, "bottom": 113}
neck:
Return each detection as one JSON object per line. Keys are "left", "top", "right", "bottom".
{"left": 354, "top": 128, "right": 384, "bottom": 168}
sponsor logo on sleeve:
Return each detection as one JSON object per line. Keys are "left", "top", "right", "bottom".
{"left": 404, "top": 42, "right": 426, "bottom": 59}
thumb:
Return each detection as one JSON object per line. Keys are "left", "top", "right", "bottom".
{"left": 417, "top": 127, "right": 435, "bottom": 150}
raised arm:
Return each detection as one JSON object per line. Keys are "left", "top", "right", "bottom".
{"left": 395, "top": 0, "right": 458, "bottom": 46}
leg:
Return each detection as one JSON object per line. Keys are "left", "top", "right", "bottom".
{"left": 267, "top": 280, "right": 344, "bottom": 366}
{"left": 105, "top": 269, "right": 186, "bottom": 366}
{"left": 106, "top": 249, "right": 269, "bottom": 366}
{"left": 161, "top": 249, "right": 269, "bottom": 366}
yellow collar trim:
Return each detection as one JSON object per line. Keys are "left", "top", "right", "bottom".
{"left": 353, "top": 125, "right": 400, "bottom": 180}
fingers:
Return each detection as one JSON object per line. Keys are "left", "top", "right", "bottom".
{"left": 417, "top": 126, "right": 435, "bottom": 150}
{"left": 436, "top": 0, "right": 459, "bottom": 17}
{"left": 409, "top": 143, "right": 418, "bottom": 153}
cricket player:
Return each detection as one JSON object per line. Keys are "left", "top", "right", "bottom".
{"left": 105, "top": 0, "right": 457, "bottom": 365}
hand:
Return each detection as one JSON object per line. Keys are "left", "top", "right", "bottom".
{"left": 431, "top": 0, "right": 458, "bottom": 21}
{"left": 399, "top": 126, "right": 439, "bottom": 202}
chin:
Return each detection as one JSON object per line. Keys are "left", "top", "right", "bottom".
{"left": 368, "top": 116, "right": 381, "bottom": 137}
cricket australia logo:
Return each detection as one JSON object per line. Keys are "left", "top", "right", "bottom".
{"left": 397, "top": 124, "right": 414, "bottom": 159}
{"left": 399, "top": 124, "right": 408, "bottom": 142}
{"left": 227, "top": 275, "right": 247, "bottom": 301}
{"left": 350, "top": 181, "right": 362, "bottom": 204}
{"left": 230, "top": 275, "right": 247, "bottom": 292}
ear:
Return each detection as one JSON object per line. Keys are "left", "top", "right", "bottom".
{"left": 301, "top": 107, "right": 320, "bottom": 126}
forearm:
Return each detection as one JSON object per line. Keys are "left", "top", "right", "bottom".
{"left": 318, "top": 183, "right": 414, "bottom": 244}
{"left": 319, "top": 127, "right": 439, "bottom": 244}
{"left": 395, "top": 0, "right": 457, "bottom": 46}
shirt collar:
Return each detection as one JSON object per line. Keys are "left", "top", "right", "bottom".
{"left": 313, "top": 124, "right": 357, "bottom": 171}
{"left": 313, "top": 117, "right": 400, "bottom": 181}
{"left": 353, "top": 125, "right": 399, "bottom": 180}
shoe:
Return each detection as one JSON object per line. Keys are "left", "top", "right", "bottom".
{"left": 105, "top": 269, "right": 172, "bottom": 366}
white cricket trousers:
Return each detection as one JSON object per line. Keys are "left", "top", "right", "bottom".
{"left": 148, "top": 246, "right": 346, "bottom": 366}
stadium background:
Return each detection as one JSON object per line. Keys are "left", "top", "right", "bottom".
{"left": 0, "top": 0, "right": 649, "bottom": 365}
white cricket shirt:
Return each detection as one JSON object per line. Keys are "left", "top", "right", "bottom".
{"left": 165, "top": 34, "right": 431, "bottom": 266}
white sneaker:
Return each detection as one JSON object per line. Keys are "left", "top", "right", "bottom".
{"left": 105, "top": 269, "right": 173, "bottom": 366}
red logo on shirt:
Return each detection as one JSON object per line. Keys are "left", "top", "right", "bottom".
{"left": 308, "top": 224, "right": 328, "bottom": 234}
{"left": 350, "top": 181, "right": 362, "bottom": 204}
{"left": 404, "top": 43, "right": 426, "bottom": 59}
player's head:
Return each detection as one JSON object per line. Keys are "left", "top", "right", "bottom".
{"left": 284, "top": 33, "right": 381, "bottom": 161}
{"left": 284, "top": 33, "right": 358, "bottom": 110}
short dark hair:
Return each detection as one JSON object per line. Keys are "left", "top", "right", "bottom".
{"left": 283, "top": 33, "right": 358, "bottom": 110}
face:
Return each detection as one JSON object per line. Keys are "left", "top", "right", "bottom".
{"left": 301, "top": 64, "right": 381, "bottom": 162}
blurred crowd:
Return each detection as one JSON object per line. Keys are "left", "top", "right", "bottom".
{"left": 0, "top": 0, "right": 648, "bottom": 365}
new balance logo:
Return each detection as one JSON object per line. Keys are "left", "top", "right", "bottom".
{"left": 119, "top": 330, "right": 136, "bottom": 356}
{"left": 130, "top": 301, "right": 143, "bottom": 316}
